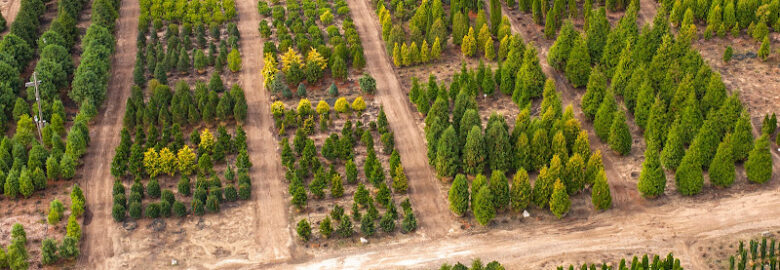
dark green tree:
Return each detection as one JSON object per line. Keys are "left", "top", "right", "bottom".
{"left": 448, "top": 174, "right": 470, "bottom": 216}
{"left": 745, "top": 134, "right": 772, "bottom": 184}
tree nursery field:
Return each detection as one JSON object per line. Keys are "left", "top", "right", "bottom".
{"left": 0, "top": 0, "right": 778, "bottom": 267}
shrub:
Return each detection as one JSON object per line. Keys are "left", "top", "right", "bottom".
{"left": 591, "top": 170, "right": 612, "bottom": 210}
{"left": 637, "top": 143, "right": 666, "bottom": 197}
{"left": 723, "top": 46, "right": 733, "bottom": 62}
{"left": 319, "top": 216, "right": 333, "bottom": 238}
{"left": 173, "top": 201, "right": 187, "bottom": 217}
{"left": 549, "top": 179, "right": 570, "bottom": 218}
{"left": 41, "top": 238, "right": 58, "bottom": 265}
{"left": 360, "top": 214, "right": 375, "bottom": 237}
{"left": 145, "top": 203, "right": 160, "bottom": 218}
{"left": 48, "top": 199, "right": 65, "bottom": 225}
{"left": 473, "top": 186, "right": 495, "bottom": 226}
{"left": 401, "top": 211, "right": 417, "bottom": 233}
{"left": 359, "top": 73, "right": 376, "bottom": 94}
{"left": 710, "top": 134, "right": 736, "bottom": 188}
{"left": 510, "top": 168, "right": 532, "bottom": 212}
{"left": 228, "top": 48, "right": 242, "bottom": 72}
{"left": 129, "top": 202, "right": 142, "bottom": 219}
{"left": 351, "top": 97, "right": 366, "bottom": 113}
{"left": 608, "top": 110, "right": 632, "bottom": 155}
{"left": 112, "top": 203, "right": 125, "bottom": 222}
{"left": 297, "top": 219, "right": 311, "bottom": 241}
{"left": 675, "top": 150, "right": 703, "bottom": 196}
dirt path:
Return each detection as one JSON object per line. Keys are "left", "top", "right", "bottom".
{"left": 345, "top": 0, "right": 459, "bottom": 239}
{"left": 271, "top": 181, "right": 780, "bottom": 269}
{"left": 234, "top": 0, "right": 293, "bottom": 263}
{"left": 76, "top": 0, "right": 139, "bottom": 267}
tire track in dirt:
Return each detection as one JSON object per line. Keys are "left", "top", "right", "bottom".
{"left": 76, "top": 0, "right": 139, "bottom": 267}
{"left": 501, "top": 6, "right": 645, "bottom": 210}
{"left": 235, "top": 0, "right": 294, "bottom": 263}
{"left": 344, "top": 0, "right": 458, "bottom": 239}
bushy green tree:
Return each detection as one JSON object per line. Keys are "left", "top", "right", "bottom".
{"left": 637, "top": 143, "right": 666, "bottom": 197}
{"left": 436, "top": 126, "right": 460, "bottom": 177}
{"left": 710, "top": 134, "right": 736, "bottom": 188}
{"left": 449, "top": 174, "right": 470, "bottom": 216}
{"left": 593, "top": 90, "right": 617, "bottom": 140}
{"left": 462, "top": 126, "right": 486, "bottom": 175}
{"left": 510, "top": 168, "right": 532, "bottom": 212}
{"left": 581, "top": 67, "right": 606, "bottom": 119}
{"left": 608, "top": 110, "right": 632, "bottom": 155}
{"left": 745, "top": 134, "right": 772, "bottom": 184}
{"left": 732, "top": 114, "right": 754, "bottom": 161}
{"left": 565, "top": 37, "right": 591, "bottom": 88}
{"left": 473, "top": 186, "right": 495, "bottom": 226}
{"left": 591, "top": 169, "right": 612, "bottom": 210}
{"left": 675, "top": 149, "right": 703, "bottom": 196}
{"left": 549, "top": 179, "right": 570, "bottom": 218}
{"left": 297, "top": 219, "right": 311, "bottom": 241}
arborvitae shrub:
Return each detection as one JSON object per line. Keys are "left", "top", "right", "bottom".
{"left": 637, "top": 143, "right": 666, "bottom": 197}
{"left": 675, "top": 150, "right": 703, "bottom": 196}
{"left": 591, "top": 170, "right": 612, "bottom": 210}
{"left": 549, "top": 179, "right": 570, "bottom": 218}
{"left": 448, "top": 174, "right": 470, "bottom": 216}
{"left": 745, "top": 135, "right": 772, "bottom": 184}
{"left": 710, "top": 134, "right": 736, "bottom": 188}
{"left": 510, "top": 168, "right": 532, "bottom": 212}
{"left": 608, "top": 110, "right": 632, "bottom": 155}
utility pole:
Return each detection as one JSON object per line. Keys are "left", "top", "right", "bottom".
{"left": 25, "top": 72, "right": 44, "bottom": 144}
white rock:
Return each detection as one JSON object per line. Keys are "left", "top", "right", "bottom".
{"left": 360, "top": 237, "right": 368, "bottom": 244}
{"left": 522, "top": 210, "right": 530, "bottom": 218}
{"left": 171, "top": 259, "right": 178, "bottom": 266}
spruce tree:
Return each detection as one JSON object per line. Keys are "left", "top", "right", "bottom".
{"left": 591, "top": 170, "right": 612, "bottom": 210}
{"left": 510, "top": 168, "right": 532, "bottom": 212}
{"left": 675, "top": 149, "right": 703, "bottom": 196}
{"left": 608, "top": 110, "right": 632, "bottom": 155}
{"left": 473, "top": 186, "right": 495, "bottom": 226}
{"left": 710, "top": 133, "right": 736, "bottom": 188}
{"left": 745, "top": 134, "right": 772, "bottom": 184}
{"left": 549, "top": 179, "right": 570, "bottom": 218}
{"left": 449, "top": 174, "right": 470, "bottom": 216}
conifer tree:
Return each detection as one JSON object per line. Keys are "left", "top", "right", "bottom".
{"left": 297, "top": 219, "right": 311, "bottom": 241}
{"left": 732, "top": 114, "right": 754, "bottom": 161}
{"left": 548, "top": 21, "right": 577, "bottom": 70}
{"left": 436, "top": 126, "right": 460, "bottom": 177}
{"left": 510, "top": 168, "right": 532, "bottom": 212}
{"left": 710, "top": 134, "right": 736, "bottom": 188}
{"left": 591, "top": 170, "right": 612, "bottom": 210}
{"left": 573, "top": 130, "right": 591, "bottom": 161}
{"left": 565, "top": 37, "right": 591, "bottom": 88}
{"left": 489, "top": 171, "right": 510, "bottom": 210}
{"left": 593, "top": 90, "right": 617, "bottom": 141}
{"left": 516, "top": 46, "right": 546, "bottom": 101}
{"left": 758, "top": 36, "right": 770, "bottom": 61}
{"left": 701, "top": 72, "right": 727, "bottom": 117}
{"left": 608, "top": 110, "right": 632, "bottom": 155}
{"left": 549, "top": 179, "right": 570, "bottom": 218}
{"left": 585, "top": 150, "right": 604, "bottom": 186}
{"left": 448, "top": 174, "right": 470, "bottom": 216}
{"left": 675, "top": 149, "right": 703, "bottom": 196}
{"left": 746, "top": 134, "right": 772, "bottom": 184}
{"left": 177, "top": 47, "right": 190, "bottom": 73}
{"left": 581, "top": 67, "right": 607, "bottom": 119}
{"left": 393, "top": 43, "right": 401, "bottom": 67}
{"left": 463, "top": 126, "right": 486, "bottom": 175}
{"left": 471, "top": 174, "right": 487, "bottom": 213}
{"left": 489, "top": 0, "right": 502, "bottom": 34}
{"left": 473, "top": 186, "right": 495, "bottom": 226}
{"left": 565, "top": 154, "right": 585, "bottom": 194}
{"left": 638, "top": 142, "right": 666, "bottom": 197}
{"left": 586, "top": 8, "right": 610, "bottom": 62}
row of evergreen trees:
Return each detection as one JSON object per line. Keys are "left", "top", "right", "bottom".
{"left": 376, "top": 0, "right": 448, "bottom": 66}
{"left": 259, "top": 0, "right": 365, "bottom": 86}
{"left": 556, "top": 252, "right": 684, "bottom": 270}
{"left": 665, "top": 0, "right": 780, "bottom": 41}
{"left": 296, "top": 196, "right": 418, "bottom": 241}
{"left": 139, "top": 0, "right": 237, "bottom": 29}
{"left": 41, "top": 187, "right": 85, "bottom": 265}
{"left": 729, "top": 238, "right": 780, "bottom": 270}
{"left": 549, "top": 4, "right": 772, "bottom": 196}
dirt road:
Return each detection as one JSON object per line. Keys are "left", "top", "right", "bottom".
{"left": 234, "top": 0, "right": 293, "bottom": 263}
{"left": 345, "top": 0, "right": 459, "bottom": 239}
{"left": 76, "top": 0, "right": 139, "bottom": 267}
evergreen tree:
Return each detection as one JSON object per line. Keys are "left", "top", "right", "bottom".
{"left": 296, "top": 219, "right": 311, "bottom": 241}
{"left": 745, "top": 135, "right": 772, "bottom": 184}
{"left": 549, "top": 179, "right": 570, "bottom": 218}
{"left": 593, "top": 90, "right": 617, "bottom": 141}
{"left": 548, "top": 20, "right": 578, "bottom": 70}
{"left": 585, "top": 150, "right": 604, "bottom": 186}
{"left": 489, "top": 171, "right": 510, "bottom": 210}
{"left": 319, "top": 216, "right": 333, "bottom": 238}
{"left": 338, "top": 214, "right": 353, "bottom": 237}
{"left": 510, "top": 168, "right": 532, "bottom": 212}
{"left": 565, "top": 37, "right": 591, "bottom": 88}
{"left": 710, "top": 134, "right": 736, "bottom": 188}
{"left": 758, "top": 36, "right": 770, "bottom": 61}
{"left": 463, "top": 126, "right": 486, "bottom": 175}
{"left": 473, "top": 186, "right": 495, "bottom": 226}
{"left": 565, "top": 154, "right": 585, "bottom": 194}
{"left": 591, "top": 170, "right": 612, "bottom": 210}
{"left": 586, "top": 8, "right": 610, "bottom": 62}
{"left": 637, "top": 143, "right": 666, "bottom": 197}
{"left": 581, "top": 67, "right": 607, "bottom": 119}
{"left": 435, "top": 126, "right": 460, "bottom": 177}
{"left": 675, "top": 149, "right": 703, "bottom": 196}
{"left": 608, "top": 110, "right": 632, "bottom": 155}
{"left": 732, "top": 113, "right": 754, "bottom": 161}
{"left": 486, "top": 120, "right": 513, "bottom": 172}
{"left": 516, "top": 47, "right": 546, "bottom": 102}
{"left": 449, "top": 174, "right": 470, "bottom": 216}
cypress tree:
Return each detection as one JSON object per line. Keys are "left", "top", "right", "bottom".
{"left": 572, "top": 131, "right": 591, "bottom": 162}
{"left": 593, "top": 90, "right": 617, "bottom": 141}
{"left": 471, "top": 174, "right": 487, "bottom": 213}
{"left": 675, "top": 149, "right": 703, "bottom": 196}
{"left": 565, "top": 154, "right": 585, "bottom": 194}
{"left": 435, "top": 126, "right": 460, "bottom": 177}
{"left": 473, "top": 186, "right": 495, "bottom": 226}
{"left": 710, "top": 133, "right": 736, "bottom": 188}
{"left": 745, "top": 135, "right": 772, "bottom": 184}
{"left": 638, "top": 142, "right": 666, "bottom": 197}
{"left": 549, "top": 179, "right": 570, "bottom": 218}
{"left": 463, "top": 126, "right": 486, "bottom": 175}
{"left": 585, "top": 150, "right": 604, "bottom": 186}
{"left": 586, "top": 8, "right": 610, "bottom": 62}
{"left": 532, "top": 166, "right": 555, "bottom": 208}
{"left": 489, "top": 171, "right": 510, "bottom": 210}
{"left": 516, "top": 46, "right": 546, "bottom": 101}
{"left": 510, "top": 168, "right": 532, "bottom": 212}
{"left": 701, "top": 72, "right": 727, "bottom": 117}
{"left": 548, "top": 21, "right": 578, "bottom": 70}
{"left": 732, "top": 113, "right": 754, "bottom": 161}
{"left": 565, "top": 37, "right": 591, "bottom": 88}
{"left": 486, "top": 120, "right": 513, "bottom": 172}
{"left": 531, "top": 129, "right": 550, "bottom": 171}
{"left": 634, "top": 81, "right": 655, "bottom": 129}
{"left": 489, "top": 0, "right": 502, "bottom": 34}
{"left": 449, "top": 174, "right": 470, "bottom": 216}
{"left": 660, "top": 119, "right": 686, "bottom": 170}
{"left": 608, "top": 110, "right": 632, "bottom": 155}
{"left": 689, "top": 116, "right": 722, "bottom": 170}
{"left": 581, "top": 67, "right": 607, "bottom": 119}
{"left": 758, "top": 36, "right": 770, "bottom": 61}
